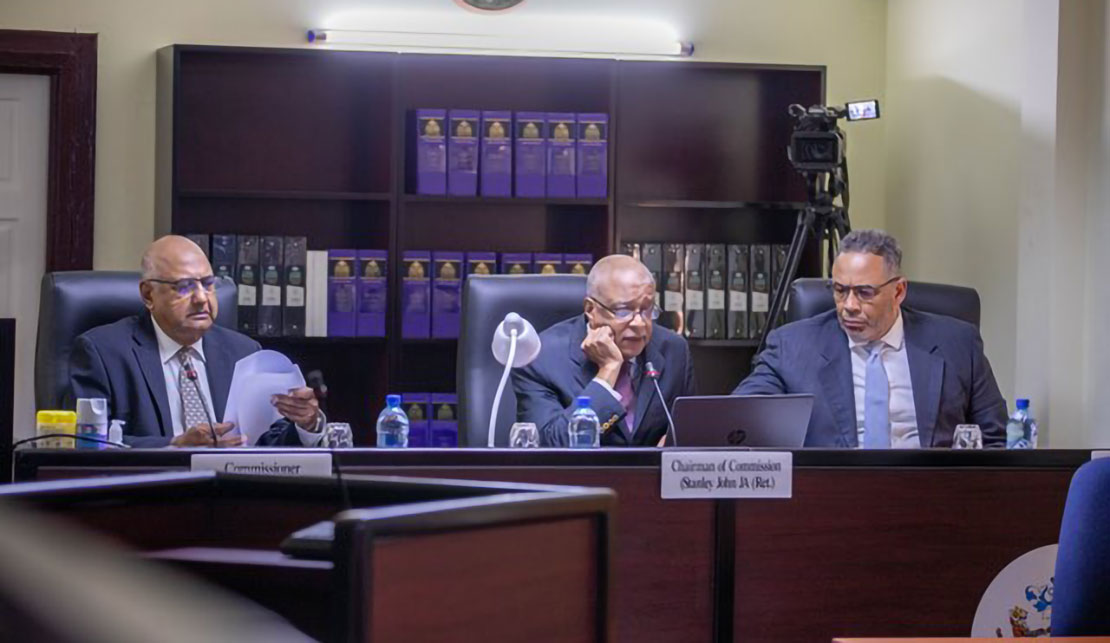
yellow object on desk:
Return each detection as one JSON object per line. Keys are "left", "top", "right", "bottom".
{"left": 35, "top": 410, "right": 77, "bottom": 448}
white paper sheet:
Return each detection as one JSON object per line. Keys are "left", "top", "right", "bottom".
{"left": 222, "top": 350, "right": 305, "bottom": 445}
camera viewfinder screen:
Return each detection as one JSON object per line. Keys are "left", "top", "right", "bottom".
{"left": 846, "top": 99, "right": 880, "bottom": 121}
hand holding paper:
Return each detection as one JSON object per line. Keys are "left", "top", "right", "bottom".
{"left": 223, "top": 350, "right": 306, "bottom": 445}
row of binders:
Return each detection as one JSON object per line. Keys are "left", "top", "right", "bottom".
{"left": 415, "top": 109, "right": 608, "bottom": 198}
{"left": 622, "top": 243, "right": 792, "bottom": 340}
{"left": 400, "top": 393, "right": 458, "bottom": 447}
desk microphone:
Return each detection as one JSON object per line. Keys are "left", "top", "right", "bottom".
{"left": 645, "top": 361, "right": 677, "bottom": 447}
{"left": 184, "top": 363, "right": 219, "bottom": 447}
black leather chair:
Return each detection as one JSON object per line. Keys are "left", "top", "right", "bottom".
{"left": 784, "top": 278, "right": 981, "bottom": 328}
{"left": 457, "top": 275, "right": 587, "bottom": 447}
{"left": 35, "top": 271, "right": 238, "bottom": 410}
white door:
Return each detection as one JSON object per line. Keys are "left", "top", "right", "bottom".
{"left": 0, "top": 74, "right": 49, "bottom": 443}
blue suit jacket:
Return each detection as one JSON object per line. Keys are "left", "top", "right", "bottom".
{"left": 69, "top": 314, "right": 304, "bottom": 447}
{"left": 734, "top": 308, "right": 1007, "bottom": 448}
{"left": 512, "top": 315, "right": 696, "bottom": 447}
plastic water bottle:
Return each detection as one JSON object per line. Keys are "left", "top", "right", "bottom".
{"left": 376, "top": 394, "right": 409, "bottom": 448}
{"left": 1005, "top": 399, "right": 1039, "bottom": 449}
{"left": 568, "top": 396, "right": 600, "bottom": 448}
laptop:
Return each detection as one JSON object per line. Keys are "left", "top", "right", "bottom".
{"left": 669, "top": 394, "right": 814, "bottom": 448}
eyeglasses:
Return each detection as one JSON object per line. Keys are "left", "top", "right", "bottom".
{"left": 146, "top": 275, "right": 217, "bottom": 298}
{"left": 588, "top": 297, "right": 661, "bottom": 322}
{"left": 828, "top": 276, "right": 902, "bottom": 302}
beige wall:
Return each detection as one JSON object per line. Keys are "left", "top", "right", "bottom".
{"left": 0, "top": 0, "right": 888, "bottom": 269}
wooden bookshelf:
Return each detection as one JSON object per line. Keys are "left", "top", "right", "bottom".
{"left": 157, "top": 45, "right": 824, "bottom": 440}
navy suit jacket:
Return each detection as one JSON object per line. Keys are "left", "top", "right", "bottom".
{"left": 69, "top": 314, "right": 304, "bottom": 447}
{"left": 512, "top": 315, "right": 696, "bottom": 447}
{"left": 734, "top": 308, "right": 1007, "bottom": 448}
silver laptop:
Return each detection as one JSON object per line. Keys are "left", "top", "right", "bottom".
{"left": 669, "top": 394, "right": 814, "bottom": 448}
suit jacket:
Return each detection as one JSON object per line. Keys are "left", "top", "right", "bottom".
{"left": 734, "top": 308, "right": 1007, "bottom": 448}
{"left": 69, "top": 314, "right": 305, "bottom": 447}
{"left": 512, "top": 315, "right": 696, "bottom": 447}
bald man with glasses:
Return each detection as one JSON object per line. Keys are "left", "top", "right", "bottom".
{"left": 512, "top": 254, "right": 696, "bottom": 447}
{"left": 69, "top": 235, "right": 325, "bottom": 447}
{"left": 734, "top": 229, "right": 1007, "bottom": 448}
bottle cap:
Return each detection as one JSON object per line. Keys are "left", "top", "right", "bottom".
{"left": 1016, "top": 398, "right": 1030, "bottom": 410}
{"left": 386, "top": 394, "right": 402, "bottom": 407}
{"left": 576, "top": 396, "right": 591, "bottom": 409}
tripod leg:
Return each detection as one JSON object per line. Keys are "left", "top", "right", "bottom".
{"left": 756, "top": 208, "right": 813, "bottom": 355}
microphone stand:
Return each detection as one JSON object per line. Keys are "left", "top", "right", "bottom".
{"left": 645, "top": 361, "right": 677, "bottom": 447}
{"left": 487, "top": 329, "right": 518, "bottom": 447}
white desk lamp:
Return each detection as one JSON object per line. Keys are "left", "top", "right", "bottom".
{"left": 488, "top": 312, "right": 542, "bottom": 447}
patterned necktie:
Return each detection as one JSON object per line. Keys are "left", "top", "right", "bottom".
{"left": 862, "top": 341, "right": 891, "bottom": 448}
{"left": 615, "top": 362, "right": 636, "bottom": 435}
{"left": 177, "top": 348, "right": 209, "bottom": 430}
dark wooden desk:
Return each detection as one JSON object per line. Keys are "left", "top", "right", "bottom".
{"left": 1, "top": 470, "right": 614, "bottom": 642}
{"left": 14, "top": 448, "right": 1094, "bottom": 643}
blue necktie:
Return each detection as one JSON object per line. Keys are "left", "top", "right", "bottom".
{"left": 863, "top": 341, "right": 891, "bottom": 448}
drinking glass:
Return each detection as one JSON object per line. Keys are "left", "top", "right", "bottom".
{"left": 509, "top": 422, "right": 540, "bottom": 448}
{"left": 953, "top": 424, "right": 983, "bottom": 449}
{"left": 324, "top": 422, "right": 354, "bottom": 448}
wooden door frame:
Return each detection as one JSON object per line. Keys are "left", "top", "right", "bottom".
{"left": 0, "top": 29, "right": 96, "bottom": 271}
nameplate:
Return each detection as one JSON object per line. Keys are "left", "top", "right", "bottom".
{"left": 191, "top": 453, "right": 333, "bottom": 477}
{"left": 661, "top": 451, "right": 792, "bottom": 499}
{"left": 1091, "top": 450, "right": 1110, "bottom": 460}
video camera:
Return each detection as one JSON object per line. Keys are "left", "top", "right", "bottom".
{"left": 787, "top": 99, "right": 879, "bottom": 174}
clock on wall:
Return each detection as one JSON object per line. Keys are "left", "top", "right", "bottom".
{"left": 454, "top": 0, "right": 526, "bottom": 11}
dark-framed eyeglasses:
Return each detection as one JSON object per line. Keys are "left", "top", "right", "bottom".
{"left": 828, "top": 276, "right": 902, "bottom": 302}
{"left": 146, "top": 275, "right": 217, "bottom": 298}
{"left": 588, "top": 297, "right": 661, "bottom": 322}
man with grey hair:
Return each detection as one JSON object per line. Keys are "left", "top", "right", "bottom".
{"left": 512, "top": 254, "right": 696, "bottom": 446}
{"left": 734, "top": 229, "right": 1007, "bottom": 448}
{"left": 69, "top": 235, "right": 325, "bottom": 447}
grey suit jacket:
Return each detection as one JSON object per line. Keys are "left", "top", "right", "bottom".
{"left": 512, "top": 315, "right": 696, "bottom": 447}
{"left": 69, "top": 314, "right": 304, "bottom": 447}
{"left": 734, "top": 308, "right": 1008, "bottom": 448}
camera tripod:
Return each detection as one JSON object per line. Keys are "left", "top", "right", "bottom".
{"left": 755, "top": 173, "right": 850, "bottom": 354}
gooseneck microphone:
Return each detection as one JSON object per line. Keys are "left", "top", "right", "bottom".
{"left": 645, "top": 361, "right": 677, "bottom": 447}
{"left": 184, "top": 363, "right": 219, "bottom": 447}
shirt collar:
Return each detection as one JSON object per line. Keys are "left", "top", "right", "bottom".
{"left": 151, "top": 315, "right": 206, "bottom": 365}
{"left": 848, "top": 309, "right": 905, "bottom": 352}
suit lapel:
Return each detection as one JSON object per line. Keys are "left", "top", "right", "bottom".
{"left": 204, "top": 330, "right": 231, "bottom": 421}
{"left": 133, "top": 316, "right": 171, "bottom": 437}
{"left": 818, "top": 317, "right": 858, "bottom": 447}
{"left": 903, "top": 310, "right": 944, "bottom": 448}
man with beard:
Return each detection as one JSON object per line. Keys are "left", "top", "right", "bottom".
{"left": 734, "top": 229, "right": 1007, "bottom": 448}
{"left": 69, "top": 235, "right": 324, "bottom": 447}
{"left": 513, "top": 254, "right": 696, "bottom": 447}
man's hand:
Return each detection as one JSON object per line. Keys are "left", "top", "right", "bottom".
{"left": 171, "top": 422, "right": 244, "bottom": 448}
{"left": 273, "top": 387, "right": 321, "bottom": 431}
{"left": 582, "top": 325, "right": 624, "bottom": 387}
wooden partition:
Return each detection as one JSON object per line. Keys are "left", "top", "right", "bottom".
{"left": 1, "top": 471, "right": 614, "bottom": 643}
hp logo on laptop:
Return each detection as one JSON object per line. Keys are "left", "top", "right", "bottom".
{"left": 726, "top": 428, "right": 748, "bottom": 445}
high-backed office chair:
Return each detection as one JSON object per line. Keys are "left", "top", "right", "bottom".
{"left": 1052, "top": 457, "right": 1110, "bottom": 635}
{"left": 35, "top": 271, "right": 238, "bottom": 410}
{"left": 784, "top": 278, "right": 981, "bottom": 328}
{"left": 457, "top": 275, "right": 587, "bottom": 447}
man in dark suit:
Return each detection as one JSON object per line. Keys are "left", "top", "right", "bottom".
{"left": 735, "top": 229, "right": 1007, "bottom": 448}
{"left": 69, "top": 236, "right": 323, "bottom": 448}
{"left": 513, "top": 254, "right": 696, "bottom": 447}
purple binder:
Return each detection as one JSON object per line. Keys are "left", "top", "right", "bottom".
{"left": 546, "top": 113, "right": 576, "bottom": 198}
{"left": 402, "top": 393, "right": 430, "bottom": 448}
{"left": 402, "top": 251, "right": 431, "bottom": 338}
{"left": 534, "top": 253, "right": 563, "bottom": 275}
{"left": 466, "top": 251, "right": 497, "bottom": 279}
{"left": 357, "top": 250, "right": 387, "bottom": 337}
{"left": 576, "top": 113, "right": 608, "bottom": 198}
{"left": 448, "top": 109, "right": 479, "bottom": 196}
{"left": 327, "top": 249, "right": 357, "bottom": 337}
{"left": 480, "top": 111, "right": 512, "bottom": 197}
{"left": 500, "top": 253, "right": 533, "bottom": 276}
{"left": 514, "top": 112, "right": 545, "bottom": 197}
{"left": 415, "top": 109, "right": 447, "bottom": 195}
{"left": 432, "top": 251, "right": 463, "bottom": 338}
{"left": 564, "top": 253, "right": 593, "bottom": 276}
{"left": 430, "top": 393, "right": 458, "bottom": 447}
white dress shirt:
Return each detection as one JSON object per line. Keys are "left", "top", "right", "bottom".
{"left": 151, "top": 317, "right": 323, "bottom": 445}
{"left": 849, "top": 311, "right": 920, "bottom": 448}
